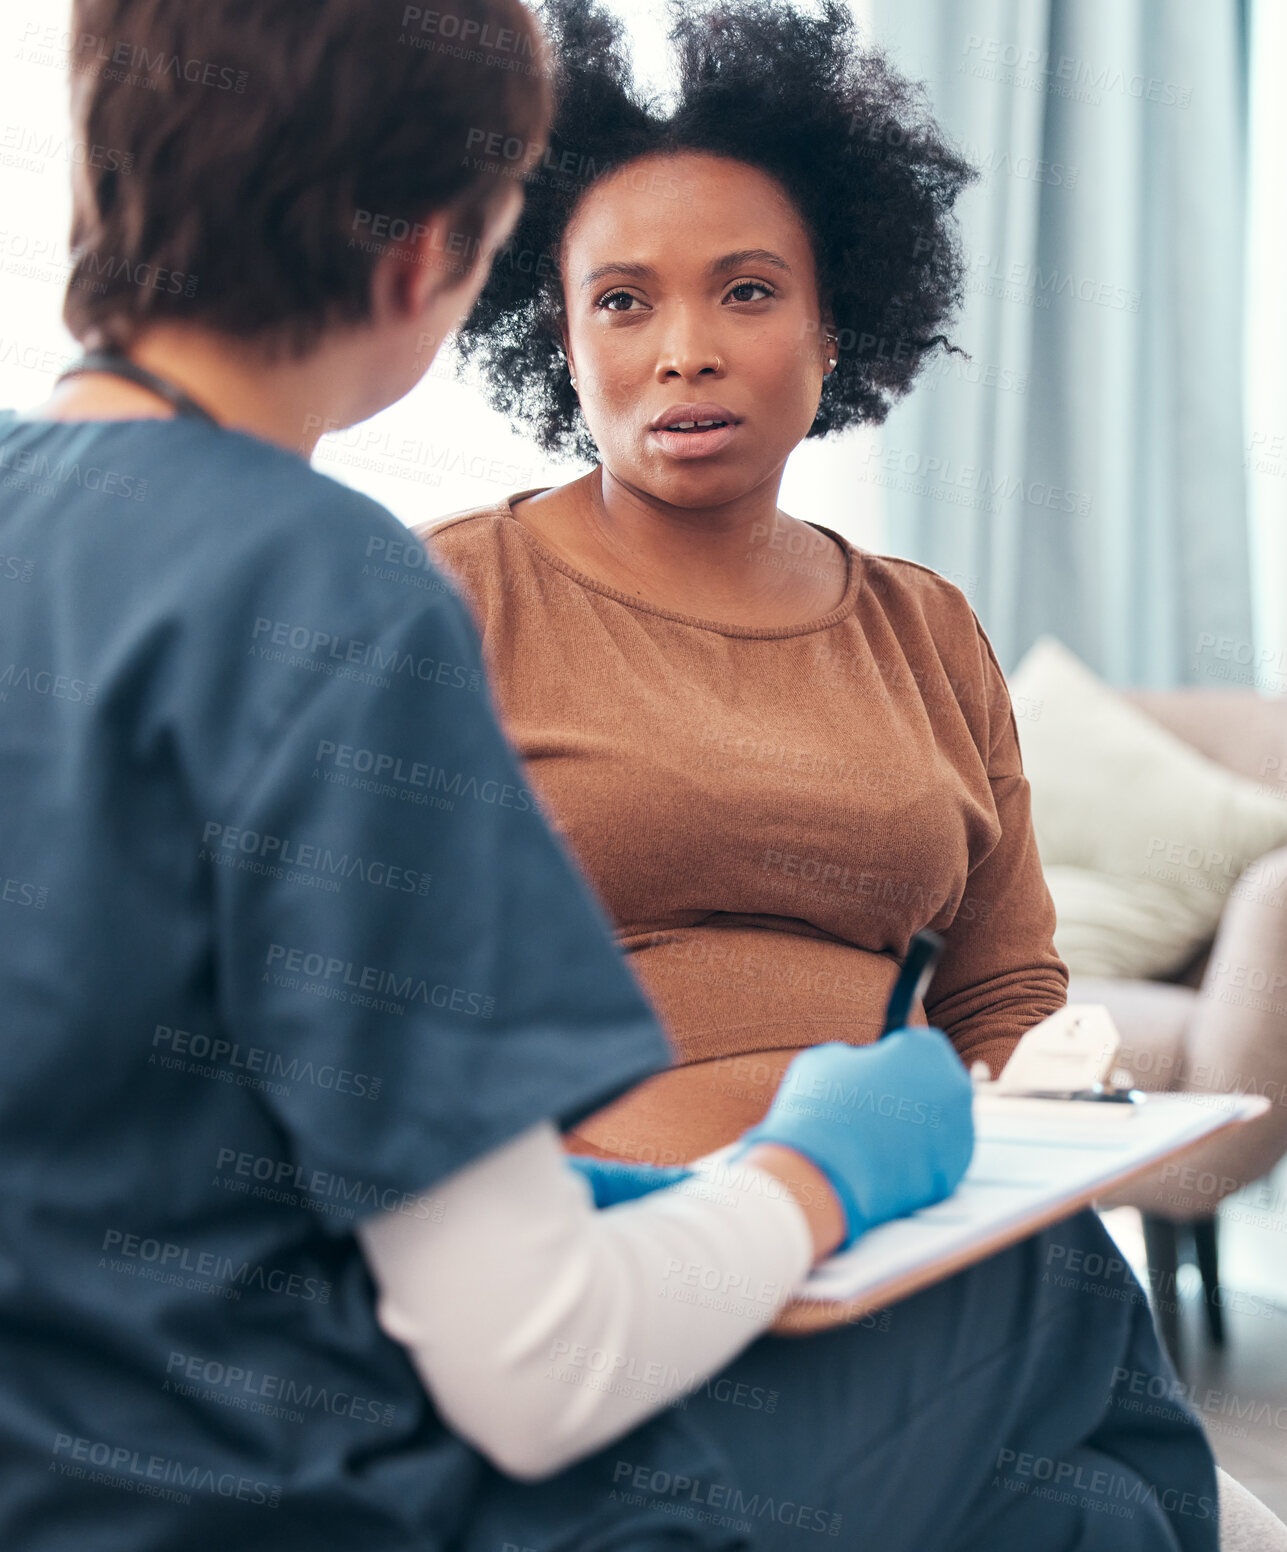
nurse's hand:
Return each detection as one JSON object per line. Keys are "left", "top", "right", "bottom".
{"left": 565, "top": 1155, "right": 693, "bottom": 1208}
{"left": 566, "top": 1147, "right": 849, "bottom": 1265}
{"left": 729, "top": 1029, "right": 975, "bottom": 1251}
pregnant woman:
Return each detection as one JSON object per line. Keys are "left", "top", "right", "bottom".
{"left": 422, "top": 0, "right": 1065, "bottom": 1169}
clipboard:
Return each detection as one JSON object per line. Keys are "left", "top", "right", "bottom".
{"left": 685, "top": 1089, "right": 1269, "bottom": 1336}
{"left": 769, "top": 1090, "right": 1270, "bottom": 1334}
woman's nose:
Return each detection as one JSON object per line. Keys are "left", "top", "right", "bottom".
{"left": 650, "top": 302, "right": 727, "bottom": 380}
{"left": 655, "top": 344, "right": 725, "bottom": 380}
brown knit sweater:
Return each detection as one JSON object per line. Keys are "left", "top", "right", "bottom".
{"left": 418, "top": 490, "right": 1068, "bottom": 1165}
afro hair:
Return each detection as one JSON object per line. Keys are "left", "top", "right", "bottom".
{"left": 453, "top": 0, "right": 978, "bottom": 464}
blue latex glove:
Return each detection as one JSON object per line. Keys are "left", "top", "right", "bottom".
{"left": 565, "top": 1155, "right": 695, "bottom": 1209}
{"left": 728, "top": 1029, "right": 974, "bottom": 1250}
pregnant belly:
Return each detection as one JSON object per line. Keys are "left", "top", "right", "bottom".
{"left": 564, "top": 924, "right": 919, "bottom": 1166}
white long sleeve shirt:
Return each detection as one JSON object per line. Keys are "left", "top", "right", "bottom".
{"left": 355, "top": 1124, "right": 814, "bottom": 1480}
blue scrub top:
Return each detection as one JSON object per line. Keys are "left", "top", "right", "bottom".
{"left": 0, "top": 412, "right": 673, "bottom": 1549}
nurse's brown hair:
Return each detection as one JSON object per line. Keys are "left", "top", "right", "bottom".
{"left": 61, "top": 0, "right": 553, "bottom": 359}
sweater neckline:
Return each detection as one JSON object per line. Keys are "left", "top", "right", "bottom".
{"left": 498, "top": 486, "right": 864, "bottom": 640}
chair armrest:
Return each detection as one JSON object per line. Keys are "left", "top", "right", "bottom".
{"left": 1180, "top": 841, "right": 1287, "bottom": 1189}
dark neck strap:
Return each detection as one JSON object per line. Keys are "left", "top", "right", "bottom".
{"left": 56, "top": 350, "right": 221, "bottom": 427}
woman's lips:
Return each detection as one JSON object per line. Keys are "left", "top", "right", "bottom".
{"left": 648, "top": 422, "right": 740, "bottom": 459}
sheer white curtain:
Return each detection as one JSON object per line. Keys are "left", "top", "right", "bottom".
{"left": 1246, "top": 0, "right": 1287, "bottom": 688}
{"left": 857, "top": 0, "right": 1255, "bottom": 685}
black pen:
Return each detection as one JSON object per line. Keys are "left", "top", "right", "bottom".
{"left": 1008, "top": 1086, "right": 1145, "bottom": 1105}
{"left": 880, "top": 929, "right": 945, "bottom": 1037}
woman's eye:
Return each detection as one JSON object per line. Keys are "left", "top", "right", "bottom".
{"left": 594, "top": 282, "right": 775, "bottom": 311}
{"left": 726, "top": 281, "right": 774, "bottom": 303}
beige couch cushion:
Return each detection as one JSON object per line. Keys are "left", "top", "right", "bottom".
{"left": 1008, "top": 637, "right": 1287, "bottom": 979}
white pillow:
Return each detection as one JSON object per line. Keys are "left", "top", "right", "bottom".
{"left": 1007, "top": 635, "right": 1287, "bottom": 980}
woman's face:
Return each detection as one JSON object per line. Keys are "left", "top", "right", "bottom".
{"left": 559, "top": 151, "right": 835, "bottom": 509}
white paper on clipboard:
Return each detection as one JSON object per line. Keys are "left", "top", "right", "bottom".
{"left": 685, "top": 1090, "right": 1268, "bottom": 1314}
{"left": 784, "top": 1091, "right": 1267, "bottom": 1307}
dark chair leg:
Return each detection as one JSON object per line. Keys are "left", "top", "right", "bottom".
{"left": 1191, "top": 1216, "right": 1225, "bottom": 1347}
{"left": 1142, "top": 1214, "right": 1181, "bottom": 1367}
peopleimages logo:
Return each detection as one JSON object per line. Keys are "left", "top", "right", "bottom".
{"left": 0, "top": 662, "right": 98, "bottom": 702}
{"left": 99, "top": 1229, "right": 331, "bottom": 1304}
{"left": 164, "top": 1351, "right": 397, "bottom": 1428}
{"left": 148, "top": 1023, "right": 382, "bottom": 1101}
{"left": 211, "top": 1146, "right": 443, "bottom": 1223}
{"left": 249, "top": 616, "right": 482, "bottom": 691}
{"left": 610, "top": 1461, "right": 841, "bottom": 1537}
{"left": 51, "top": 1435, "right": 278, "bottom": 1507}
{"left": 0, "top": 439, "right": 149, "bottom": 500}
{"left": 311, "top": 739, "right": 534, "bottom": 812}
{"left": 264, "top": 942, "right": 496, "bottom": 1019}
{"left": 200, "top": 820, "right": 433, "bottom": 897}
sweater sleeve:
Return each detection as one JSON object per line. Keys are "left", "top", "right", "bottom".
{"left": 921, "top": 622, "right": 1068, "bottom": 1078}
{"left": 354, "top": 1120, "right": 813, "bottom": 1481}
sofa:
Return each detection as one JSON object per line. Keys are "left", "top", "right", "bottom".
{"left": 1072, "top": 689, "right": 1287, "bottom": 1361}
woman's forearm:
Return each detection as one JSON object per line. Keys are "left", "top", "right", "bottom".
{"left": 355, "top": 1121, "right": 815, "bottom": 1481}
